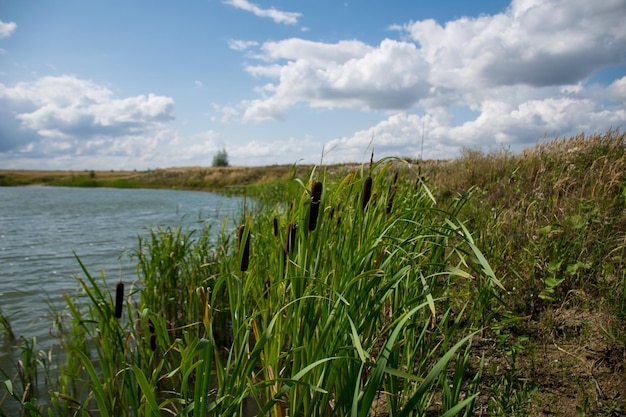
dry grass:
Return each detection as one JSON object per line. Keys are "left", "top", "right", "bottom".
{"left": 423, "top": 130, "right": 626, "bottom": 416}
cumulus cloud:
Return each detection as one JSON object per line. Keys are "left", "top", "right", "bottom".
{"left": 397, "top": 0, "right": 626, "bottom": 89}
{"left": 607, "top": 76, "right": 626, "bottom": 102}
{"left": 235, "top": 0, "right": 626, "bottom": 122}
{"left": 0, "top": 75, "right": 176, "bottom": 165}
{"left": 239, "top": 38, "right": 429, "bottom": 121}
{"left": 326, "top": 88, "right": 626, "bottom": 162}
{"left": 0, "top": 20, "right": 17, "bottom": 38}
{"left": 225, "top": 0, "right": 625, "bottom": 161}
{"left": 223, "top": 0, "right": 301, "bottom": 25}
{"left": 0, "top": 75, "right": 174, "bottom": 141}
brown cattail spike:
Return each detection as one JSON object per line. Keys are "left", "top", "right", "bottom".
{"left": 238, "top": 224, "right": 250, "bottom": 272}
{"left": 308, "top": 181, "right": 323, "bottom": 231}
{"left": 362, "top": 176, "right": 372, "bottom": 211}
{"left": 114, "top": 281, "right": 124, "bottom": 319}
{"left": 273, "top": 217, "right": 278, "bottom": 237}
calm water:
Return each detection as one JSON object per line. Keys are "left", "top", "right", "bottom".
{"left": 0, "top": 186, "right": 242, "bottom": 359}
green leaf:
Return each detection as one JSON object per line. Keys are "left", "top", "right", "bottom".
{"left": 544, "top": 276, "right": 565, "bottom": 289}
{"left": 398, "top": 331, "right": 478, "bottom": 417}
{"left": 548, "top": 259, "right": 563, "bottom": 272}
{"left": 3, "top": 380, "right": 13, "bottom": 396}
{"left": 72, "top": 348, "right": 111, "bottom": 417}
{"left": 132, "top": 365, "right": 160, "bottom": 416}
{"left": 567, "top": 261, "right": 591, "bottom": 275}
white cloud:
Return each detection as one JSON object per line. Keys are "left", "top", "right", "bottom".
{"left": 227, "top": 39, "right": 260, "bottom": 51}
{"left": 240, "top": 39, "right": 429, "bottom": 121}
{"left": 607, "top": 76, "right": 626, "bottom": 102}
{"left": 325, "top": 91, "right": 626, "bottom": 161}
{"left": 210, "top": 103, "right": 240, "bottom": 123}
{"left": 223, "top": 0, "right": 301, "bottom": 25}
{"left": 0, "top": 75, "right": 174, "bottom": 139}
{"left": 0, "top": 75, "right": 176, "bottom": 166}
{"left": 224, "top": 0, "right": 625, "bottom": 161}
{"left": 245, "top": 64, "right": 283, "bottom": 78}
{"left": 230, "top": 135, "right": 320, "bottom": 165}
{"left": 260, "top": 38, "right": 373, "bottom": 65}
{"left": 0, "top": 20, "right": 17, "bottom": 38}
{"left": 231, "top": 0, "right": 626, "bottom": 123}
{"left": 398, "top": 0, "right": 626, "bottom": 88}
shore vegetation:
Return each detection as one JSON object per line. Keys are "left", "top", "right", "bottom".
{"left": 1, "top": 130, "right": 624, "bottom": 416}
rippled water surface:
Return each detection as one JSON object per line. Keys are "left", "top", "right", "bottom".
{"left": 0, "top": 186, "right": 241, "bottom": 362}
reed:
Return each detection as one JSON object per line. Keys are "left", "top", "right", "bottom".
{"left": 284, "top": 222, "right": 297, "bottom": 255}
{"left": 22, "top": 135, "right": 626, "bottom": 414}
{"left": 308, "top": 181, "right": 323, "bottom": 231}
{"left": 386, "top": 171, "right": 398, "bottom": 214}
{"left": 361, "top": 175, "right": 372, "bottom": 211}
{"left": 0, "top": 307, "right": 15, "bottom": 342}
{"left": 114, "top": 280, "right": 124, "bottom": 319}
{"left": 238, "top": 224, "right": 250, "bottom": 272}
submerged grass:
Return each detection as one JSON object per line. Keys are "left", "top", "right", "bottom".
{"left": 1, "top": 130, "right": 625, "bottom": 415}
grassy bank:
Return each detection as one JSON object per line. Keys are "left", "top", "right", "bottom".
{"left": 1, "top": 130, "right": 625, "bottom": 416}
{"left": 0, "top": 164, "right": 359, "bottom": 194}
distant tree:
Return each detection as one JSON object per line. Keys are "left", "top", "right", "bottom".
{"left": 212, "top": 148, "right": 229, "bottom": 167}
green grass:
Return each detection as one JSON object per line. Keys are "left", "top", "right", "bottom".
{"left": 1, "top": 130, "right": 625, "bottom": 416}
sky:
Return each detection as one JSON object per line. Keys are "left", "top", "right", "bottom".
{"left": 0, "top": 0, "right": 625, "bottom": 170}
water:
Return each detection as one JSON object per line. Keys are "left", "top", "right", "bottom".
{"left": 0, "top": 186, "right": 242, "bottom": 363}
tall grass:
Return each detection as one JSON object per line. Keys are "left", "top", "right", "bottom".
{"left": 429, "top": 130, "right": 626, "bottom": 318}
{"left": 1, "top": 156, "right": 502, "bottom": 416}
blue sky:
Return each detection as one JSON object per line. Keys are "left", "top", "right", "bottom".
{"left": 0, "top": 0, "right": 625, "bottom": 170}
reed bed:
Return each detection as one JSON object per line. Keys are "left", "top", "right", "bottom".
{"left": 2, "top": 130, "right": 624, "bottom": 416}
{"left": 1, "top": 157, "right": 501, "bottom": 416}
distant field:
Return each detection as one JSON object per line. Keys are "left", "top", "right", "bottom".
{"left": 0, "top": 163, "right": 370, "bottom": 192}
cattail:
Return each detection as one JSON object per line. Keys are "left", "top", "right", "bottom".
{"left": 386, "top": 187, "right": 396, "bottom": 214}
{"left": 308, "top": 181, "right": 323, "bottom": 231}
{"left": 386, "top": 172, "right": 398, "bottom": 214}
{"left": 238, "top": 224, "right": 250, "bottom": 272}
{"left": 362, "top": 176, "right": 372, "bottom": 211}
{"left": 273, "top": 217, "right": 278, "bottom": 237}
{"left": 114, "top": 280, "right": 124, "bottom": 319}
{"left": 284, "top": 222, "right": 297, "bottom": 255}
{"left": 150, "top": 334, "right": 157, "bottom": 351}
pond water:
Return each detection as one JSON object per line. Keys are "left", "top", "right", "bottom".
{"left": 0, "top": 186, "right": 242, "bottom": 367}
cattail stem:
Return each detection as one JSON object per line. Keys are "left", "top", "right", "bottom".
{"left": 238, "top": 224, "right": 250, "bottom": 272}
{"left": 285, "top": 222, "right": 297, "bottom": 255}
{"left": 362, "top": 176, "right": 372, "bottom": 211}
{"left": 114, "top": 281, "right": 124, "bottom": 319}
{"left": 386, "top": 172, "right": 398, "bottom": 214}
{"left": 308, "top": 181, "right": 323, "bottom": 231}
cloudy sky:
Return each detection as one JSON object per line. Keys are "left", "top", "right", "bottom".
{"left": 0, "top": 0, "right": 625, "bottom": 170}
